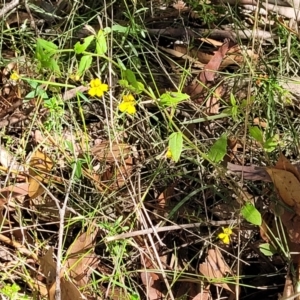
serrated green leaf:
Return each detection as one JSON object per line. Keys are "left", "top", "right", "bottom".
{"left": 74, "top": 35, "right": 95, "bottom": 54}
{"left": 160, "top": 91, "right": 189, "bottom": 107}
{"left": 168, "top": 132, "right": 183, "bottom": 162}
{"left": 207, "top": 134, "right": 227, "bottom": 163}
{"left": 249, "top": 126, "right": 264, "bottom": 144}
{"left": 77, "top": 55, "right": 92, "bottom": 77}
{"left": 96, "top": 30, "right": 107, "bottom": 55}
{"left": 259, "top": 243, "right": 277, "bottom": 256}
{"left": 241, "top": 203, "right": 262, "bottom": 226}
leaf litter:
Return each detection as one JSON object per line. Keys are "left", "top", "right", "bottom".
{"left": 0, "top": 0, "right": 299, "bottom": 299}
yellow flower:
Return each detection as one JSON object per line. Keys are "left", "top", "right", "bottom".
{"left": 218, "top": 227, "right": 233, "bottom": 245}
{"left": 118, "top": 94, "right": 136, "bottom": 115}
{"left": 166, "top": 149, "right": 172, "bottom": 159}
{"left": 10, "top": 71, "right": 20, "bottom": 81}
{"left": 122, "top": 94, "right": 135, "bottom": 102}
{"left": 88, "top": 78, "right": 109, "bottom": 97}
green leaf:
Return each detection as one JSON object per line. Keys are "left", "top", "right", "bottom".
{"left": 259, "top": 243, "right": 277, "bottom": 256}
{"left": 36, "top": 38, "right": 58, "bottom": 55}
{"left": 230, "top": 93, "right": 237, "bottom": 106}
{"left": 96, "top": 30, "right": 107, "bottom": 55}
{"left": 168, "top": 132, "right": 183, "bottom": 162}
{"left": 263, "top": 134, "right": 279, "bottom": 152}
{"left": 207, "top": 134, "right": 227, "bottom": 163}
{"left": 74, "top": 35, "right": 95, "bottom": 54}
{"left": 118, "top": 78, "right": 144, "bottom": 94}
{"left": 249, "top": 126, "right": 264, "bottom": 144}
{"left": 112, "top": 24, "right": 129, "bottom": 33}
{"left": 118, "top": 79, "right": 129, "bottom": 88}
{"left": 116, "top": 58, "right": 126, "bottom": 70}
{"left": 77, "top": 55, "right": 92, "bottom": 77}
{"left": 241, "top": 203, "right": 262, "bottom": 226}
{"left": 124, "top": 69, "right": 138, "bottom": 88}
{"left": 42, "top": 57, "right": 61, "bottom": 75}
{"left": 72, "top": 160, "right": 83, "bottom": 179}
{"left": 160, "top": 91, "right": 190, "bottom": 107}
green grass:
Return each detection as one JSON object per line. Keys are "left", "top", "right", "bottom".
{"left": 0, "top": 0, "right": 300, "bottom": 299}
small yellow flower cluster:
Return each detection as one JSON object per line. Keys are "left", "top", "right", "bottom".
{"left": 88, "top": 78, "right": 108, "bottom": 97}
{"left": 218, "top": 227, "right": 233, "bottom": 244}
{"left": 118, "top": 94, "right": 136, "bottom": 115}
{"left": 10, "top": 71, "right": 20, "bottom": 81}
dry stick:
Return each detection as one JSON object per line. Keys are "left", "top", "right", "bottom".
{"left": 105, "top": 220, "right": 235, "bottom": 242}
{"left": 0, "top": 0, "right": 20, "bottom": 19}
{"left": 0, "top": 233, "right": 38, "bottom": 261}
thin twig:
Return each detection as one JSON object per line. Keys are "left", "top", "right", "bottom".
{"left": 55, "top": 133, "right": 77, "bottom": 300}
{"left": 0, "top": 0, "right": 20, "bottom": 19}
{"left": 105, "top": 220, "right": 236, "bottom": 242}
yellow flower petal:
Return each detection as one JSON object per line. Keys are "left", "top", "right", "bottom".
{"left": 123, "top": 94, "right": 135, "bottom": 102}
{"left": 118, "top": 102, "right": 130, "bottom": 113}
{"left": 90, "top": 78, "right": 100, "bottom": 88}
{"left": 100, "top": 83, "right": 109, "bottom": 92}
{"left": 218, "top": 227, "right": 233, "bottom": 244}
{"left": 126, "top": 104, "right": 136, "bottom": 115}
{"left": 88, "top": 87, "right": 97, "bottom": 97}
{"left": 89, "top": 79, "right": 109, "bottom": 98}
{"left": 166, "top": 149, "right": 172, "bottom": 159}
{"left": 223, "top": 228, "right": 233, "bottom": 235}
{"left": 10, "top": 72, "right": 20, "bottom": 81}
{"left": 118, "top": 101, "right": 136, "bottom": 115}
{"left": 218, "top": 233, "right": 230, "bottom": 244}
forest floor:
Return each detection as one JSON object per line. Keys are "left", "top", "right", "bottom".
{"left": 1, "top": 0, "right": 300, "bottom": 299}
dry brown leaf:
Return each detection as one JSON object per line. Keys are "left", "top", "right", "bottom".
{"left": 266, "top": 168, "right": 300, "bottom": 215}
{"left": 280, "top": 209, "right": 300, "bottom": 245}
{"left": 49, "top": 277, "right": 86, "bottom": 300}
{"left": 199, "top": 248, "right": 235, "bottom": 293}
{"left": 140, "top": 252, "right": 164, "bottom": 300}
{"left": 157, "top": 184, "right": 175, "bottom": 209}
{"left": 91, "top": 141, "right": 130, "bottom": 163}
{"left": 206, "top": 85, "right": 223, "bottom": 114}
{"left": 40, "top": 248, "right": 86, "bottom": 300}
{"left": 165, "top": 45, "right": 205, "bottom": 69}
{"left": 0, "top": 145, "right": 24, "bottom": 171}
{"left": 65, "top": 228, "right": 99, "bottom": 287}
{"left": 0, "top": 233, "right": 38, "bottom": 260}
{"left": 100, "top": 155, "right": 134, "bottom": 189}
{"left": 40, "top": 247, "right": 57, "bottom": 286}
{"left": 198, "top": 38, "right": 223, "bottom": 47}
{"left": 185, "top": 40, "right": 230, "bottom": 99}
{"left": 227, "top": 162, "right": 272, "bottom": 181}
{"left": 275, "top": 153, "right": 300, "bottom": 182}
{"left": 28, "top": 149, "right": 53, "bottom": 199}
{"left": 0, "top": 182, "right": 29, "bottom": 205}
{"left": 175, "top": 281, "right": 211, "bottom": 300}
